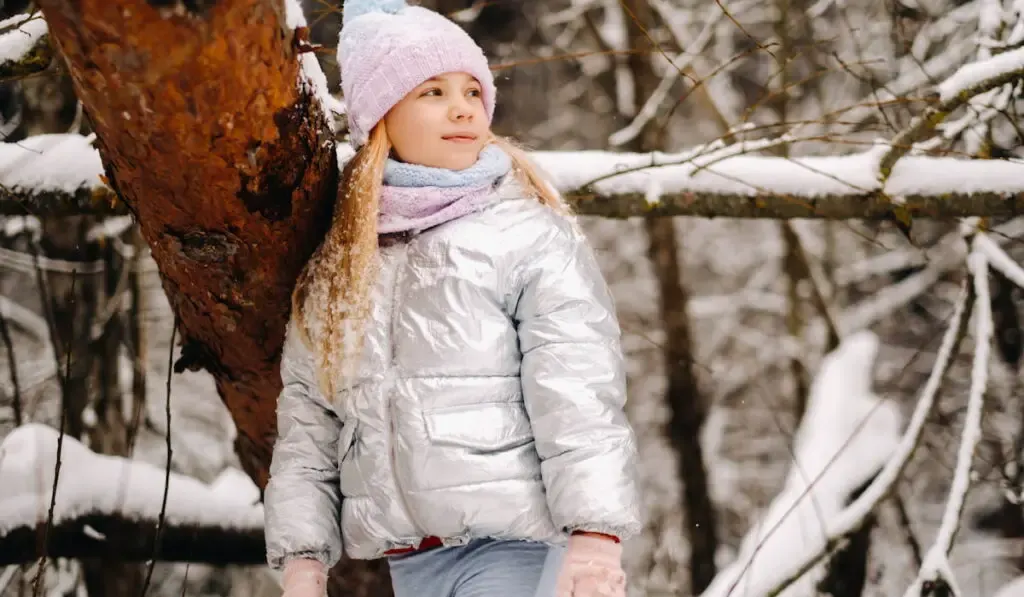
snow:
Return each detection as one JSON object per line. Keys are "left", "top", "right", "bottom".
{"left": 2, "top": 130, "right": 1023, "bottom": 208}
{"left": 902, "top": 244, "right": 993, "bottom": 597}
{"left": 734, "top": 280, "right": 971, "bottom": 597}
{"left": 531, "top": 146, "right": 1024, "bottom": 201}
{"left": 937, "top": 45, "right": 1024, "bottom": 102}
{"left": 0, "top": 13, "right": 47, "bottom": 65}
{"left": 976, "top": 231, "right": 1024, "bottom": 290}
{"left": 283, "top": 0, "right": 342, "bottom": 130}
{"left": 699, "top": 330, "right": 903, "bottom": 597}
{"left": 0, "top": 133, "right": 104, "bottom": 196}
{"left": 0, "top": 423, "right": 263, "bottom": 535}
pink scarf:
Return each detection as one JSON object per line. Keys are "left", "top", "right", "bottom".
{"left": 378, "top": 145, "right": 512, "bottom": 235}
{"left": 378, "top": 182, "right": 499, "bottom": 235}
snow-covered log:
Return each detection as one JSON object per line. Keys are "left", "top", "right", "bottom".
{"left": 0, "top": 424, "right": 265, "bottom": 565}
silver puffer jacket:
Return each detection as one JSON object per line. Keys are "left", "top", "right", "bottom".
{"left": 264, "top": 179, "right": 642, "bottom": 569}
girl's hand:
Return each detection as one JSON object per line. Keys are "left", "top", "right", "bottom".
{"left": 281, "top": 558, "right": 328, "bottom": 597}
{"left": 556, "top": 532, "right": 626, "bottom": 597}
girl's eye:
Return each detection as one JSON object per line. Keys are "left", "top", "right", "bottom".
{"left": 421, "top": 88, "right": 442, "bottom": 97}
{"left": 467, "top": 88, "right": 482, "bottom": 98}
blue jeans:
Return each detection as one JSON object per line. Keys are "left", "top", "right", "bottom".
{"left": 388, "top": 538, "right": 565, "bottom": 597}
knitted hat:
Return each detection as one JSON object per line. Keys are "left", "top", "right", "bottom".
{"left": 338, "top": 0, "right": 496, "bottom": 147}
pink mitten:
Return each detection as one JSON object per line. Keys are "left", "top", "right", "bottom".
{"left": 281, "top": 558, "right": 327, "bottom": 597}
{"left": 556, "top": 533, "right": 626, "bottom": 597}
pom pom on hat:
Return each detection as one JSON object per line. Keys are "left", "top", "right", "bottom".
{"left": 338, "top": 0, "right": 496, "bottom": 147}
{"left": 342, "top": 0, "right": 408, "bottom": 26}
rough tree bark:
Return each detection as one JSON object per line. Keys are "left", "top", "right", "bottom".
{"left": 29, "top": 0, "right": 390, "bottom": 594}
{"left": 35, "top": 0, "right": 335, "bottom": 494}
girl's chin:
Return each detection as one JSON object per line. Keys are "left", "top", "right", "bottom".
{"left": 433, "top": 149, "right": 482, "bottom": 170}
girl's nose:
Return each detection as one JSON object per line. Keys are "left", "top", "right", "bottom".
{"left": 449, "top": 100, "right": 473, "bottom": 121}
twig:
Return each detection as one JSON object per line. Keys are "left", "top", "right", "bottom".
{"left": 139, "top": 317, "right": 176, "bottom": 597}
{"left": 27, "top": 238, "right": 66, "bottom": 395}
{"left": 890, "top": 491, "right": 924, "bottom": 567}
{"left": 877, "top": 57, "right": 1024, "bottom": 179}
{"left": 126, "top": 227, "right": 147, "bottom": 457}
{"left": 31, "top": 270, "right": 75, "bottom": 597}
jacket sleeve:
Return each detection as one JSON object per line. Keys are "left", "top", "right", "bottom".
{"left": 264, "top": 319, "right": 344, "bottom": 570}
{"left": 512, "top": 213, "right": 643, "bottom": 540}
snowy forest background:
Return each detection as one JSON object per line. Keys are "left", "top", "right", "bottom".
{"left": 1, "top": 0, "right": 1024, "bottom": 596}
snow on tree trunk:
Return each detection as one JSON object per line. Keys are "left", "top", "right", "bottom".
{"left": 34, "top": 0, "right": 337, "bottom": 490}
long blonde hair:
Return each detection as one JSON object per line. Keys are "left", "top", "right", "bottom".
{"left": 291, "top": 122, "right": 567, "bottom": 401}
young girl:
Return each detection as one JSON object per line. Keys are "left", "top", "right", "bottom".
{"left": 264, "top": 1, "right": 642, "bottom": 596}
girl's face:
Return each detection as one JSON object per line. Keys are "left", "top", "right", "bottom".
{"left": 383, "top": 72, "right": 490, "bottom": 170}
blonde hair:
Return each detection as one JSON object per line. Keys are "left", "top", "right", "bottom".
{"left": 292, "top": 123, "right": 568, "bottom": 400}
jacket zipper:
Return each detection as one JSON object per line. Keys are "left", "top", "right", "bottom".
{"left": 384, "top": 243, "right": 425, "bottom": 541}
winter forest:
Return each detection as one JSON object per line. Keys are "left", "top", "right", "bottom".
{"left": 0, "top": 0, "right": 1023, "bottom": 596}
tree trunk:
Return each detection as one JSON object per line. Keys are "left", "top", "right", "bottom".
{"left": 620, "top": 0, "right": 719, "bottom": 592}
{"left": 32, "top": 1, "right": 393, "bottom": 594}
{"left": 35, "top": 0, "right": 336, "bottom": 493}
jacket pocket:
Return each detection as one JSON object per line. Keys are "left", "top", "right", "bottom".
{"left": 338, "top": 419, "right": 367, "bottom": 497}
{"left": 338, "top": 419, "right": 358, "bottom": 463}
{"left": 423, "top": 402, "right": 534, "bottom": 454}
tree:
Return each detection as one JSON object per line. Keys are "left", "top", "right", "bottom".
{"left": 1, "top": 1, "right": 1024, "bottom": 596}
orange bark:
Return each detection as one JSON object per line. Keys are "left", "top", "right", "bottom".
{"left": 36, "top": 0, "right": 337, "bottom": 488}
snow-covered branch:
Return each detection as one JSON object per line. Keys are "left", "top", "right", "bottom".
{"left": 0, "top": 13, "right": 51, "bottom": 79}
{"left": 878, "top": 45, "right": 1024, "bottom": 178}
{"left": 544, "top": 148, "right": 1024, "bottom": 219}
{"left": 898, "top": 238, "right": 993, "bottom": 597}
{"left": 0, "top": 134, "right": 118, "bottom": 216}
{"left": 0, "top": 424, "right": 265, "bottom": 565}
{"left": 7, "top": 133, "right": 1024, "bottom": 220}
{"left": 702, "top": 277, "right": 974, "bottom": 597}
{"left": 700, "top": 331, "right": 903, "bottom": 597}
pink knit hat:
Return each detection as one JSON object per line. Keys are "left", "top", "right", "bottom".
{"left": 338, "top": 0, "right": 497, "bottom": 147}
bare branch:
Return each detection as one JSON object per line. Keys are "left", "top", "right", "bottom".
{"left": 565, "top": 187, "right": 1024, "bottom": 220}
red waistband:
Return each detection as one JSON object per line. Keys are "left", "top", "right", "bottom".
{"left": 383, "top": 535, "right": 444, "bottom": 556}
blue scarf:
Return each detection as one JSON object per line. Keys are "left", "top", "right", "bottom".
{"left": 378, "top": 145, "right": 513, "bottom": 234}
{"left": 383, "top": 144, "right": 512, "bottom": 187}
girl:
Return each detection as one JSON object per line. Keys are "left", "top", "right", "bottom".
{"left": 264, "top": 1, "right": 642, "bottom": 596}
